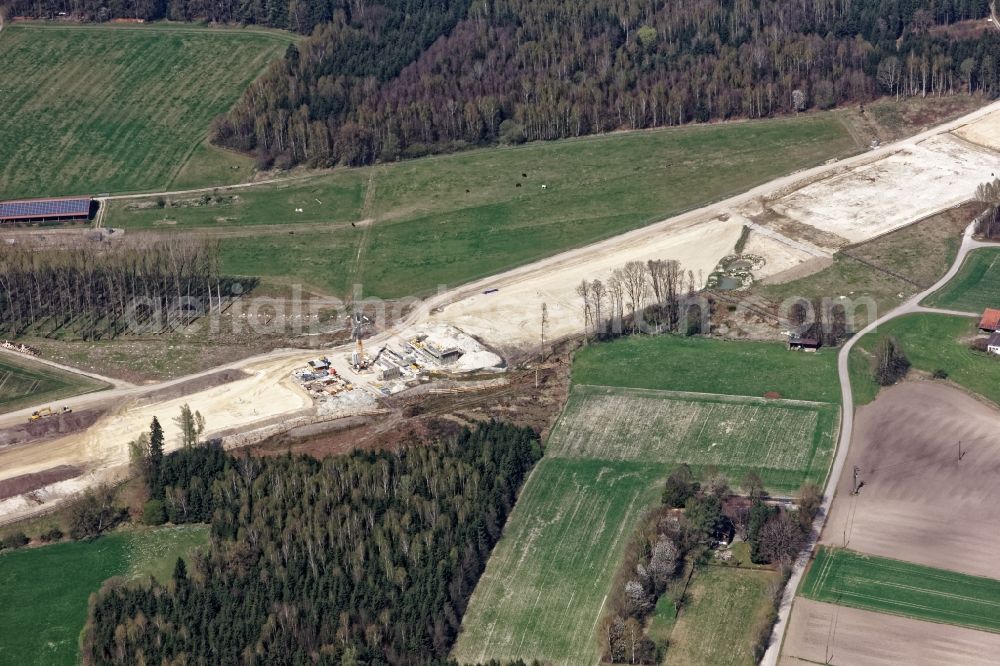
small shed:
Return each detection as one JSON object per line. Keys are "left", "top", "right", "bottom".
{"left": 788, "top": 336, "right": 821, "bottom": 352}
{"left": 980, "top": 308, "right": 1000, "bottom": 332}
{"left": 988, "top": 332, "right": 1000, "bottom": 355}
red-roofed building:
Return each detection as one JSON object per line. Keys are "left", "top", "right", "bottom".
{"left": 980, "top": 308, "right": 1000, "bottom": 332}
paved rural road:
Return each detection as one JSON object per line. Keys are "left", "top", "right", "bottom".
{"left": 761, "top": 222, "right": 1000, "bottom": 666}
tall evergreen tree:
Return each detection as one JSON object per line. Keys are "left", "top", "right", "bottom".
{"left": 148, "top": 417, "right": 165, "bottom": 500}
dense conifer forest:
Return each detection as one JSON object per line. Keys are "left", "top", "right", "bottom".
{"left": 83, "top": 422, "right": 541, "bottom": 664}
{"left": 213, "top": 0, "right": 1000, "bottom": 167}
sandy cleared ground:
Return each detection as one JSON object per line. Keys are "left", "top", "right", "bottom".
{"left": 955, "top": 108, "right": 1000, "bottom": 152}
{"left": 761, "top": 133, "right": 1000, "bottom": 246}
{"left": 742, "top": 232, "right": 821, "bottom": 280}
{"left": 3, "top": 101, "right": 999, "bottom": 525}
{"left": 780, "top": 598, "right": 1000, "bottom": 666}
{"left": 431, "top": 216, "right": 743, "bottom": 344}
{"left": 822, "top": 381, "right": 1000, "bottom": 579}
{"left": 0, "top": 355, "right": 311, "bottom": 522}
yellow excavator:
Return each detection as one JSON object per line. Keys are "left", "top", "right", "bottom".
{"left": 29, "top": 406, "right": 71, "bottom": 422}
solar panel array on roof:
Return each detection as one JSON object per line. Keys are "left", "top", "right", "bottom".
{"left": 0, "top": 198, "right": 92, "bottom": 220}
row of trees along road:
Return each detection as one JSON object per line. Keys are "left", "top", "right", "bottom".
{"left": 85, "top": 419, "right": 542, "bottom": 665}
{"left": 0, "top": 236, "right": 232, "bottom": 340}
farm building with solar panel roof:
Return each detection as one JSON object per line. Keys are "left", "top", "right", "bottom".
{"left": 0, "top": 197, "right": 94, "bottom": 223}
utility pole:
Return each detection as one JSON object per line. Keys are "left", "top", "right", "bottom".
{"left": 851, "top": 466, "right": 861, "bottom": 495}
{"left": 537, "top": 303, "right": 548, "bottom": 389}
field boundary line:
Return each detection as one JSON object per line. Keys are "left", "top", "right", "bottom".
{"left": 7, "top": 21, "right": 298, "bottom": 43}
{"left": 164, "top": 38, "right": 286, "bottom": 192}
{"left": 570, "top": 383, "right": 837, "bottom": 408}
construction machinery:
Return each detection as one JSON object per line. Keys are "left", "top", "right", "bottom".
{"left": 29, "top": 405, "right": 71, "bottom": 422}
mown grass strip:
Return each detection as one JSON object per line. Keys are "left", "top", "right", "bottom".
{"left": 547, "top": 384, "right": 837, "bottom": 494}
{"left": 801, "top": 547, "right": 1000, "bottom": 634}
{"left": 108, "top": 112, "right": 859, "bottom": 298}
{"left": 571, "top": 335, "right": 842, "bottom": 404}
{"left": 0, "top": 526, "right": 209, "bottom": 666}
{"left": 452, "top": 458, "right": 666, "bottom": 666}
{"left": 923, "top": 247, "right": 1000, "bottom": 313}
{"left": 0, "top": 355, "right": 108, "bottom": 415}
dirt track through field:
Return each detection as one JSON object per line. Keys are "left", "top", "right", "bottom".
{"left": 779, "top": 598, "right": 1000, "bottom": 666}
{"left": 821, "top": 381, "right": 1000, "bottom": 579}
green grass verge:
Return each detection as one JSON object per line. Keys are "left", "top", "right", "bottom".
{"left": 666, "top": 566, "right": 779, "bottom": 666}
{"left": 801, "top": 547, "right": 1000, "bottom": 634}
{"left": 108, "top": 113, "right": 859, "bottom": 297}
{"left": 647, "top": 593, "right": 678, "bottom": 646}
{"left": 923, "top": 248, "right": 1000, "bottom": 313}
{"left": 849, "top": 313, "right": 1000, "bottom": 406}
{"left": 548, "top": 384, "right": 837, "bottom": 494}
{"left": 0, "top": 24, "right": 289, "bottom": 198}
{"left": 0, "top": 525, "right": 209, "bottom": 666}
{"left": 0, "top": 355, "right": 108, "bottom": 415}
{"left": 452, "top": 458, "right": 666, "bottom": 666}
{"left": 756, "top": 203, "right": 971, "bottom": 330}
{"left": 571, "top": 335, "right": 841, "bottom": 403}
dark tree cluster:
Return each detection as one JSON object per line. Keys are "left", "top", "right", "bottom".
{"left": 0, "top": 236, "right": 229, "bottom": 340}
{"left": 603, "top": 464, "right": 731, "bottom": 664}
{"left": 211, "top": 0, "right": 1000, "bottom": 169}
{"left": 873, "top": 335, "right": 911, "bottom": 385}
{"left": 576, "top": 259, "right": 705, "bottom": 342}
{"left": 83, "top": 421, "right": 542, "bottom": 665}
{"left": 975, "top": 177, "right": 1000, "bottom": 238}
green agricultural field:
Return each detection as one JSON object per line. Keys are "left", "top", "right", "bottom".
{"left": 452, "top": 458, "right": 665, "bottom": 666}
{"left": 850, "top": 313, "right": 1000, "bottom": 406}
{"left": 801, "top": 547, "right": 1000, "bottom": 634}
{"left": 572, "top": 335, "right": 841, "bottom": 403}
{"left": 923, "top": 248, "right": 1000, "bottom": 313}
{"left": 0, "top": 355, "right": 108, "bottom": 414}
{"left": 664, "top": 566, "right": 779, "bottom": 666}
{"left": 549, "top": 385, "right": 837, "bottom": 493}
{"left": 0, "top": 24, "right": 290, "bottom": 199}
{"left": 108, "top": 113, "right": 859, "bottom": 297}
{"left": 0, "top": 525, "right": 209, "bottom": 666}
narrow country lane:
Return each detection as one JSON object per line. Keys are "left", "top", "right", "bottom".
{"left": 762, "top": 222, "right": 1000, "bottom": 665}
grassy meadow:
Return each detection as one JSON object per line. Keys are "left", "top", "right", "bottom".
{"left": 849, "top": 313, "right": 1000, "bottom": 406}
{"left": 923, "top": 247, "right": 1000, "bottom": 313}
{"left": 0, "top": 354, "right": 108, "bottom": 414}
{"left": 0, "top": 525, "right": 209, "bottom": 666}
{"left": 664, "top": 566, "right": 779, "bottom": 666}
{"left": 801, "top": 547, "right": 1000, "bottom": 634}
{"left": 756, "top": 202, "right": 972, "bottom": 329}
{"left": 107, "top": 113, "right": 860, "bottom": 297}
{"left": 452, "top": 458, "right": 665, "bottom": 665}
{"left": 549, "top": 385, "right": 837, "bottom": 493}
{"left": 571, "top": 335, "right": 841, "bottom": 403}
{"left": 0, "top": 24, "right": 290, "bottom": 198}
